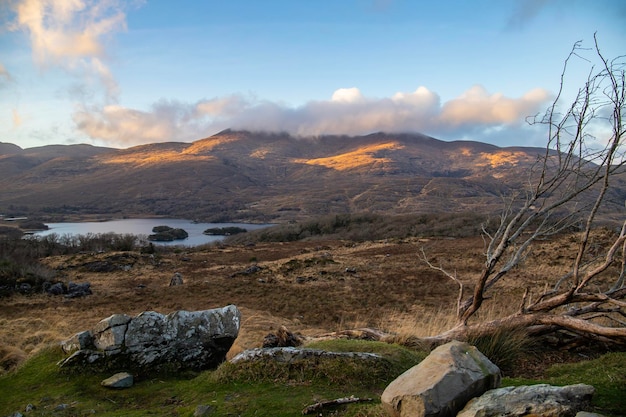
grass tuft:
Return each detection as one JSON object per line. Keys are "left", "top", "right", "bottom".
{"left": 0, "top": 344, "right": 26, "bottom": 374}
{"left": 464, "top": 327, "right": 534, "bottom": 374}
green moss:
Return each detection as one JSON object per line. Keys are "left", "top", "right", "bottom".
{"left": 6, "top": 342, "right": 621, "bottom": 417}
{"left": 504, "top": 352, "right": 626, "bottom": 417}
{"left": 0, "top": 341, "right": 425, "bottom": 417}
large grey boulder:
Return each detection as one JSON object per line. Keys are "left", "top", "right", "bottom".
{"left": 457, "top": 383, "right": 595, "bottom": 417}
{"left": 381, "top": 340, "right": 500, "bottom": 417}
{"left": 59, "top": 305, "right": 241, "bottom": 372}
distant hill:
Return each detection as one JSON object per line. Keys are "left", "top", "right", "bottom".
{"left": 0, "top": 130, "right": 623, "bottom": 223}
{"left": 0, "top": 142, "right": 23, "bottom": 155}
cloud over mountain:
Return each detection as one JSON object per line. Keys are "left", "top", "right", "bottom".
{"left": 74, "top": 86, "right": 551, "bottom": 148}
{"left": 4, "top": 0, "right": 573, "bottom": 149}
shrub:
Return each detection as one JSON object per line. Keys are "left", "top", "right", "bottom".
{"left": 226, "top": 212, "right": 493, "bottom": 244}
{"left": 203, "top": 226, "right": 247, "bottom": 235}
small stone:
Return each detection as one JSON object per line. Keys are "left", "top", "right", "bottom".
{"left": 101, "top": 372, "right": 134, "bottom": 389}
{"left": 25, "top": 403, "right": 35, "bottom": 411}
{"left": 169, "top": 272, "right": 183, "bottom": 286}
{"left": 18, "top": 283, "right": 32, "bottom": 293}
{"left": 194, "top": 404, "right": 215, "bottom": 416}
{"left": 47, "top": 282, "right": 66, "bottom": 295}
{"left": 65, "top": 282, "right": 92, "bottom": 298}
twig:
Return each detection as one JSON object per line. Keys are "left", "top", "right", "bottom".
{"left": 302, "top": 396, "right": 373, "bottom": 415}
{"left": 519, "top": 286, "right": 530, "bottom": 313}
{"left": 421, "top": 247, "right": 464, "bottom": 317}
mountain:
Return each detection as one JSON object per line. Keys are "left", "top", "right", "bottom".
{"left": 0, "top": 131, "right": 623, "bottom": 222}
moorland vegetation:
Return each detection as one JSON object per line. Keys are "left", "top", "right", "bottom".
{"left": 0, "top": 37, "right": 625, "bottom": 416}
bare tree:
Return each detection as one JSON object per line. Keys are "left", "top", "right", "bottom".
{"left": 423, "top": 35, "right": 626, "bottom": 346}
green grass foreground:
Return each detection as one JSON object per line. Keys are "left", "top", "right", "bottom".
{"left": 0, "top": 341, "right": 624, "bottom": 417}
{"left": 505, "top": 352, "right": 626, "bottom": 417}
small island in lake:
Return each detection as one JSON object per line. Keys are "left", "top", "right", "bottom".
{"left": 203, "top": 226, "right": 247, "bottom": 236}
{"left": 148, "top": 225, "right": 189, "bottom": 242}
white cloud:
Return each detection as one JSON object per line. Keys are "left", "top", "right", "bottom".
{"left": 74, "top": 85, "right": 552, "bottom": 148}
{"left": 195, "top": 95, "right": 250, "bottom": 118}
{"left": 73, "top": 100, "right": 207, "bottom": 147}
{"left": 440, "top": 85, "right": 550, "bottom": 126}
{"left": 392, "top": 86, "right": 439, "bottom": 109}
{"left": 331, "top": 87, "right": 364, "bottom": 103}
{"left": 9, "top": 0, "right": 134, "bottom": 100}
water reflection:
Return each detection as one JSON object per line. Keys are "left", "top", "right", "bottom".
{"left": 32, "top": 218, "right": 272, "bottom": 247}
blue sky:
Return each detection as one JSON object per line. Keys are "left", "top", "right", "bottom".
{"left": 0, "top": 0, "right": 624, "bottom": 149}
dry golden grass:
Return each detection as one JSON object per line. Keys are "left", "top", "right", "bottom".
{"left": 294, "top": 142, "right": 402, "bottom": 171}
{"left": 477, "top": 151, "right": 534, "bottom": 168}
{"left": 1, "top": 231, "right": 619, "bottom": 372}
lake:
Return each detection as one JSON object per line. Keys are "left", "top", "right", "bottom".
{"left": 32, "top": 218, "right": 273, "bottom": 247}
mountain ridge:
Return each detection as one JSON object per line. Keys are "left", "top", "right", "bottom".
{"left": 0, "top": 130, "right": 621, "bottom": 223}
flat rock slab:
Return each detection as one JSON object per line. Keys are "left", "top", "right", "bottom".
{"left": 101, "top": 372, "right": 134, "bottom": 389}
{"left": 457, "top": 383, "right": 595, "bottom": 417}
{"left": 230, "top": 347, "right": 382, "bottom": 364}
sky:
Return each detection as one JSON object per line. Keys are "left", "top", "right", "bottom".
{"left": 0, "top": 0, "right": 624, "bottom": 150}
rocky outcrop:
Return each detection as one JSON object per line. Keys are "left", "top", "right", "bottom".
{"left": 230, "top": 347, "right": 382, "bottom": 364}
{"left": 381, "top": 340, "right": 501, "bottom": 417}
{"left": 45, "top": 281, "right": 92, "bottom": 298}
{"left": 457, "top": 383, "right": 595, "bottom": 417}
{"left": 58, "top": 305, "right": 240, "bottom": 373}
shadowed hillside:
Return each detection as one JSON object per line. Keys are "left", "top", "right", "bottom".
{"left": 1, "top": 130, "right": 624, "bottom": 223}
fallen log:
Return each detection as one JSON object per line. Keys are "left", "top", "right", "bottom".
{"left": 301, "top": 396, "right": 373, "bottom": 414}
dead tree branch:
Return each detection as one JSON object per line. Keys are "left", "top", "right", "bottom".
{"left": 423, "top": 35, "right": 626, "bottom": 346}
{"left": 302, "top": 396, "right": 373, "bottom": 415}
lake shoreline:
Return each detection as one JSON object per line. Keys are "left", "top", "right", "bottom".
{"left": 29, "top": 218, "right": 274, "bottom": 247}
